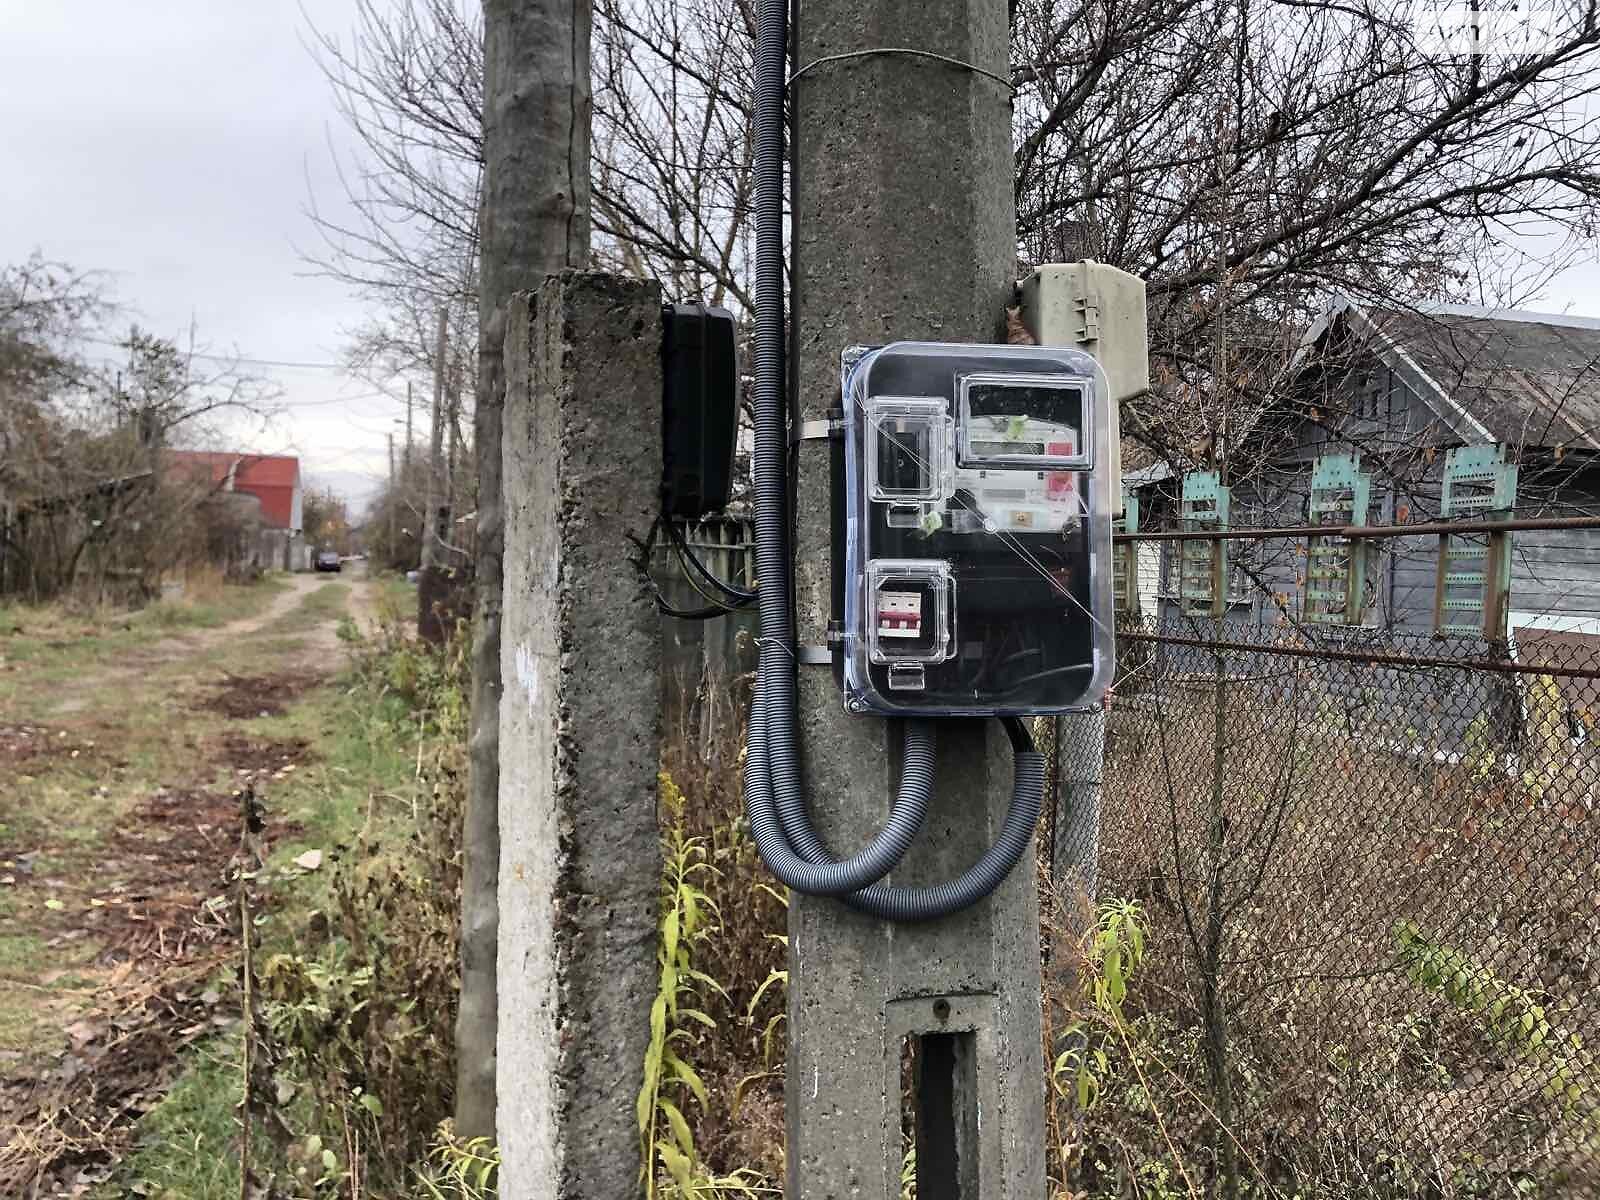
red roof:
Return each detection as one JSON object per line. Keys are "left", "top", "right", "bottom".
{"left": 166, "top": 451, "right": 301, "bottom": 529}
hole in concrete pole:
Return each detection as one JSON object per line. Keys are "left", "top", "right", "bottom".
{"left": 912, "top": 1030, "right": 978, "bottom": 1199}
{"left": 899, "top": 1037, "right": 919, "bottom": 1192}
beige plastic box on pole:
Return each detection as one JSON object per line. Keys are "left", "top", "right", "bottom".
{"left": 1020, "top": 261, "right": 1149, "bottom": 514}
{"left": 1019, "top": 261, "right": 1149, "bottom": 908}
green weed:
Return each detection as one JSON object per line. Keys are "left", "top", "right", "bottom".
{"left": 111, "top": 607, "right": 468, "bottom": 1197}
{"left": 639, "top": 774, "right": 776, "bottom": 1198}
{"left": 414, "top": 1122, "right": 500, "bottom": 1198}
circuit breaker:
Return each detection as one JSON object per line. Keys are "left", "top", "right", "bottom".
{"left": 840, "top": 342, "right": 1116, "bottom": 716}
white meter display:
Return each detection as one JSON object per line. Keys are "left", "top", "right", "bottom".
{"left": 841, "top": 342, "right": 1115, "bottom": 715}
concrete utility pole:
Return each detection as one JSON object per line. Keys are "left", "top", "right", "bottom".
{"left": 446, "top": 345, "right": 460, "bottom": 548}
{"left": 465, "top": 0, "right": 593, "bottom": 1148}
{"left": 405, "top": 381, "right": 415, "bottom": 474}
{"left": 788, "top": 1, "right": 1044, "bottom": 1196}
{"left": 387, "top": 431, "right": 397, "bottom": 558}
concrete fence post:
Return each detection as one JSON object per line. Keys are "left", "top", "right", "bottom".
{"left": 497, "top": 272, "right": 664, "bottom": 1199}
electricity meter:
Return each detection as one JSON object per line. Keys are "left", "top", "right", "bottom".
{"left": 841, "top": 342, "right": 1115, "bottom": 716}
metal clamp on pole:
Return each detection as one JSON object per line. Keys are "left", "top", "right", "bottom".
{"left": 800, "top": 621, "right": 846, "bottom": 666}
{"left": 792, "top": 411, "right": 845, "bottom": 445}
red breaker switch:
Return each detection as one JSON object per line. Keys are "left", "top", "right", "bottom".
{"left": 877, "top": 591, "right": 923, "bottom": 639}
{"left": 864, "top": 560, "right": 954, "bottom": 671}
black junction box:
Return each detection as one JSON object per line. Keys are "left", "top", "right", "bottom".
{"left": 661, "top": 302, "right": 739, "bottom": 518}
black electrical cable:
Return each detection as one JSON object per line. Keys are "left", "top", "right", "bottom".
{"left": 741, "top": 0, "right": 1043, "bottom": 922}
{"left": 846, "top": 735, "right": 1044, "bottom": 922}
{"left": 673, "top": 538, "right": 754, "bottom": 611}
{"left": 667, "top": 519, "right": 757, "bottom": 604}
{"left": 1004, "top": 663, "right": 1096, "bottom": 688}
{"left": 741, "top": 0, "right": 932, "bottom": 896}
{"left": 659, "top": 595, "right": 749, "bottom": 621}
{"left": 639, "top": 517, "right": 751, "bottom": 620}
{"left": 1003, "top": 715, "right": 1038, "bottom": 754}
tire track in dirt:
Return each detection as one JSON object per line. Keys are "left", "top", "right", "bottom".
{"left": 0, "top": 569, "right": 380, "bottom": 1194}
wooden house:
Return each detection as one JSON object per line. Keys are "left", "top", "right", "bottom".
{"left": 1130, "top": 299, "right": 1600, "bottom": 642}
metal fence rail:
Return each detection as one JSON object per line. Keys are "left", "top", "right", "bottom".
{"left": 1062, "top": 610, "right": 1600, "bottom": 1195}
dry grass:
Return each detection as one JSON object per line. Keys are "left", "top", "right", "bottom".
{"left": 1086, "top": 665, "right": 1600, "bottom": 1196}
{"left": 175, "top": 563, "right": 228, "bottom": 605}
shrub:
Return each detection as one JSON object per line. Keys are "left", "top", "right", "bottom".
{"left": 252, "top": 611, "right": 469, "bottom": 1194}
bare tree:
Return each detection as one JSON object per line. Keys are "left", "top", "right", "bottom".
{"left": 301, "top": 0, "right": 484, "bottom": 514}
{"left": 0, "top": 254, "right": 105, "bottom": 402}
{"left": 1012, "top": 0, "right": 1600, "bottom": 470}
{"left": 309, "top": 0, "right": 1600, "bottom": 481}
{"left": 1, "top": 263, "right": 281, "bottom": 600}
{"left": 362, "top": 455, "right": 429, "bottom": 570}
{"left": 303, "top": 484, "right": 354, "bottom": 554}
{"left": 302, "top": 0, "right": 483, "bottom": 311}
{"left": 591, "top": 0, "right": 756, "bottom": 307}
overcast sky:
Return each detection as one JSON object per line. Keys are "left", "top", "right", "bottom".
{"left": 3, "top": 2, "right": 1599, "bottom": 519}
{"left": 1, "top": 1, "right": 403, "bottom": 513}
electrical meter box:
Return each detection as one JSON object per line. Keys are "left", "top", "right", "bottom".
{"left": 841, "top": 342, "right": 1115, "bottom": 716}
{"left": 661, "top": 302, "right": 739, "bottom": 518}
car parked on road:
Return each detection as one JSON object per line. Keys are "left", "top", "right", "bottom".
{"left": 315, "top": 550, "right": 342, "bottom": 573}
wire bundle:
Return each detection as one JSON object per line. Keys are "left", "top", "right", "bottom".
{"left": 736, "top": 0, "right": 1043, "bottom": 922}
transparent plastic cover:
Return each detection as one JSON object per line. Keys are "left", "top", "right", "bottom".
{"left": 841, "top": 342, "right": 1116, "bottom": 716}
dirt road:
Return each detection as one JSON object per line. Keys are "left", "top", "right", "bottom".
{"left": 0, "top": 568, "right": 395, "bottom": 1194}
{"left": 39, "top": 567, "right": 380, "bottom": 718}
{"left": 206, "top": 567, "right": 372, "bottom": 641}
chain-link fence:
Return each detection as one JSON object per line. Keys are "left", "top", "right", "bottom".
{"left": 1054, "top": 604, "right": 1600, "bottom": 1196}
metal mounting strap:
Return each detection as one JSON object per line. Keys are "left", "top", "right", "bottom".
{"left": 799, "top": 623, "right": 844, "bottom": 666}
{"left": 792, "top": 410, "right": 845, "bottom": 446}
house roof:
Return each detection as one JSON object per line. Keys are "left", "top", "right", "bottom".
{"left": 165, "top": 451, "right": 300, "bottom": 528}
{"left": 1299, "top": 297, "right": 1600, "bottom": 452}
{"left": 166, "top": 451, "right": 301, "bottom": 489}
{"left": 1122, "top": 462, "right": 1174, "bottom": 491}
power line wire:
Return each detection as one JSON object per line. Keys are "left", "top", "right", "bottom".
{"left": 82, "top": 335, "right": 354, "bottom": 371}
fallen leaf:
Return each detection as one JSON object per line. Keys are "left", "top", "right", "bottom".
{"left": 293, "top": 849, "right": 323, "bottom": 872}
{"left": 64, "top": 1019, "right": 99, "bottom": 1045}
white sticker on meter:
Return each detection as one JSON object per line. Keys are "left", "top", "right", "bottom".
{"left": 877, "top": 591, "right": 923, "bottom": 638}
